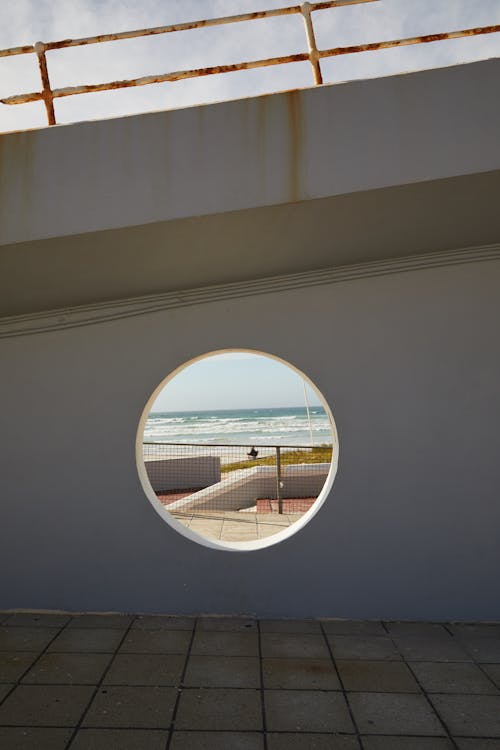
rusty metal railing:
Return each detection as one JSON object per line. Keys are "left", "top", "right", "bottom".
{"left": 1, "top": 0, "right": 499, "bottom": 127}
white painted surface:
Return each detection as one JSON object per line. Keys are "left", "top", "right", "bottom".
{"left": 1, "top": 257, "right": 499, "bottom": 619}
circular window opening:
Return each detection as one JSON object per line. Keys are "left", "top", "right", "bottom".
{"left": 137, "top": 350, "right": 338, "bottom": 550}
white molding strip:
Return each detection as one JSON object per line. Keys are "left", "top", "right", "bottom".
{"left": 1, "top": 243, "right": 499, "bottom": 339}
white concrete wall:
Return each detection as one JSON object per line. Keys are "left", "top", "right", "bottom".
{"left": 170, "top": 464, "right": 330, "bottom": 513}
{"left": 144, "top": 456, "right": 221, "bottom": 493}
{"left": 1, "top": 257, "right": 499, "bottom": 620}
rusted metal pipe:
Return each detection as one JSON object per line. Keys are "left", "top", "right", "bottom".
{"left": 34, "top": 42, "right": 56, "bottom": 126}
{"left": 301, "top": 2, "right": 324, "bottom": 85}
{"left": 319, "top": 24, "right": 500, "bottom": 59}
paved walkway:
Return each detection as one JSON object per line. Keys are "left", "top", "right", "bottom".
{"left": 0, "top": 612, "right": 500, "bottom": 748}
{"left": 171, "top": 510, "right": 301, "bottom": 541}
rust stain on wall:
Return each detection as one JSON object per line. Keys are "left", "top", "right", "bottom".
{"left": 287, "top": 90, "right": 302, "bottom": 203}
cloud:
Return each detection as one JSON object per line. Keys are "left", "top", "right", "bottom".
{"left": 1, "top": 0, "right": 499, "bottom": 132}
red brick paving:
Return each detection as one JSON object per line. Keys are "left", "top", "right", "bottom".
{"left": 256, "top": 498, "right": 316, "bottom": 513}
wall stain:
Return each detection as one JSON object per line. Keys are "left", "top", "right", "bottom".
{"left": 287, "top": 90, "right": 302, "bottom": 203}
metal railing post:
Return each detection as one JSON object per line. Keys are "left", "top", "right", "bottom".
{"left": 34, "top": 41, "right": 56, "bottom": 125}
{"left": 276, "top": 446, "right": 283, "bottom": 514}
{"left": 301, "top": 2, "right": 323, "bottom": 85}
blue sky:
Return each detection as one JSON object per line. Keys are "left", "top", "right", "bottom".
{"left": 1, "top": 0, "right": 499, "bottom": 132}
{"left": 151, "top": 352, "right": 322, "bottom": 411}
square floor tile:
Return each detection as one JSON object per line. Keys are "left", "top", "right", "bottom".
{"left": 321, "top": 621, "right": 386, "bottom": 637}
{"left": 0, "top": 628, "right": 60, "bottom": 652}
{"left": 481, "top": 664, "right": 500, "bottom": 689}
{"left": 267, "top": 733, "right": 360, "bottom": 749}
{"left": 191, "top": 631, "right": 258, "bottom": 657}
{"left": 0, "top": 683, "right": 13, "bottom": 702}
{"left": 48, "top": 628, "right": 124, "bottom": 654}
{"left": 394, "top": 637, "right": 471, "bottom": 662}
{"left": 132, "top": 616, "right": 195, "bottom": 631}
{"left": 454, "top": 740, "right": 500, "bottom": 749}
{"left": 197, "top": 617, "right": 257, "bottom": 632}
{"left": 170, "top": 731, "right": 264, "bottom": 749}
{"left": 175, "top": 688, "right": 262, "bottom": 731}
{"left": 104, "top": 654, "right": 184, "bottom": 686}
{"left": 67, "top": 615, "right": 133, "bottom": 629}
{"left": 409, "top": 661, "right": 499, "bottom": 694}
{"left": 120, "top": 629, "right": 191, "bottom": 654}
{"left": 337, "top": 660, "right": 420, "bottom": 692}
{"left": 265, "top": 690, "right": 354, "bottom": 733}
{"left": 328, "top": 636, "right": 401, "bottom": 661}
{"left": 260, "top": 620, "right": 321, "bottom": 634}
{"left": 348, "top": 692, "right": 445, "bottom": 735}
{"left": 361, "top": 738, "right": 454, "bottom": 749}
{"left": 430, "top": 694, "right": 500, "bottom": 737}
{"left": 459, "top": 637, "right": 500, "bottom": 663}
{"left": 22, "top": 652, "right": 112, "bottom": 685}
{"left": 0, "top": 652, "right": 38, "bottom": 683}
{"left": 184, "top": 656, "right": 260, "bottom": 688}
{"left": 385, "top": 623, "right": 449, "bottom": 638}
{"left": 0, "top": 684, "right": 94, "bottom": 726}
{"left": 263, "top": 658, "right": 340, "bottom": 690}
{"left": 0, "top": 727, "right": 73, "bottom": 749}
{"left": 4, "top": 613, "right": 70, "bottom": 629}
{"left": 261, "top": 633, "right": 329, "bottom": 659}
{"left": 70, "top": 728, "right": 169, "bottom": 749}
{"left": 449, "top": 624, "right": 500, "bottom": 638}
{"left": 83, "top": 686, "right": 176, "bottom": 728}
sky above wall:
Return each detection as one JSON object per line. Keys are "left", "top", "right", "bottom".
{"left": 1, "top": 0, "right": 499, "bottom": 132}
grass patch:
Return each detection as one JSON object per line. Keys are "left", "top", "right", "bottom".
{"left": 221, "top": 445, "right": 332, "bottom": 473}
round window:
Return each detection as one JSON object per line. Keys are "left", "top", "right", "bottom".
{"left": 137, "top": 350, "right": 338, "bottom": 550}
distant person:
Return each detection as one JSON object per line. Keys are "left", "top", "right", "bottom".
{"left": 247, "top": 446, "right": 258, "bottom": 459}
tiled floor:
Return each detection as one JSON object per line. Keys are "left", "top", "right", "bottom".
{"left": 171, "top": 510, "right": 300, "bottom": 541}
{"left": 0, "top": 613, "right": 500, "bottom": 749}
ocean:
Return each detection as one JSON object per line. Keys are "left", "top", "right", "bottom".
{"left": 144, "top": 406, "right": 332, "bottom": 447}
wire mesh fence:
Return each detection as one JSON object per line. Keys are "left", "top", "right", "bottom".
{"left": 142, "top": 441, "right": 333, "bottom": 542}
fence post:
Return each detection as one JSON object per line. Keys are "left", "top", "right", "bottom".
{"left": 301, "top": 2, "right": 323, "bottom": 85}
{"left": 276, "top": 446, "right": 283, "bottom": 514}
{"left": 34, "top": 41, "right": 56, "bottom": 125}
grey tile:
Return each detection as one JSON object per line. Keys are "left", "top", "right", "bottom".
{"left": 132, "top": 615, "right": 195, "bottom": 631}
{"left": 170, "top": 731, "right": 264, "bottom": 750}
{"left": 175, "top": 688, "right": 262, "bottom": 730}
{"left": 0, "top": 627, "right": 60, "bottom": 652}
{"left": 454, "top": 740, "right": 500, "bottom": 749}
{"left": 449, "top": 624, "right": 500, "bottom": 638}
{"left": 4, "top": 613, "right": 70, "bottom": 628}
{"left": 104, "top": 654, "right": 185, "bottom": 686}
{"left": 261, "top": 633, "right": 329, "bottom": 659}
{"left": 361, "top": 738, "right": 453, "bottom": 749}
{"left": 120, "top": 629, "right": 191, "bottom": 654}
{"left": 385, "top": 623, "right": 449, "bottom": 638}
{"left": 0, "top": 684, "right": 94, "bottom": 726}
{"left": 0, "top": 683, "right": 14, "bottom": 702}
{"left": 481, "top": 663, "right": 500, "bottom": 689}
{"left": 83, "top": 686, "right": 176, "bottom": 728}
{"left": 184, "top": 655, "right": 260, "bottom": 688}
{"left": 0, "top": 727, "right": 73, "bottom": 749}
{"left": 328, "top": 636, "right": 401, "bottom": 661}
{"left": 265, "top": 690, "right": 354, "bottom": 733}
{"left": 67, "top": 614, "right": 134, "bottom": 629}
{"left": 431, "top": 693, "right": 500, "bottom": 737}
{"left": 22, "top": 652, "right": 112, "bottom": 685}
{"left": 394, "top": 636, "right": 471, "bottom": 662}
{"left": 268, "top": 734, "right": 360, "bottom": 749}
{"left": 0, "top": 652, "right": 38, "bottom": 682}
{"left": 337, "top": 660, "right": 420, "bottom": 693}
{"left": 71, "top": 728, "right": 169, "bottom": 749}
{"left": 410, "top": 661, "right": 499, "bottom": 694}
{"left": 0, "top": 613, "right": 10, "bottom": 625}
{"left": 348, "top": 692, "right": 445, "bottom": 735}
{"left": 321, "top": 620, "right": 386, "bottom": 637}
{"left": 48, "top": 628, "right": 124, "bottom": 653}
{"left": 260, "top": 619, "right": 321, "bottom": 634}
{"left": 197, "top": 617, "right": 257, "bottom": 632}
{"left": 262, "top": 658, "right": 340, "bottom": 690}
{"left": 459, "top": 637, "right": 500, "bottom": 663}
{"left": 191, "top": 631, "right": 258, "bottom": 657}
